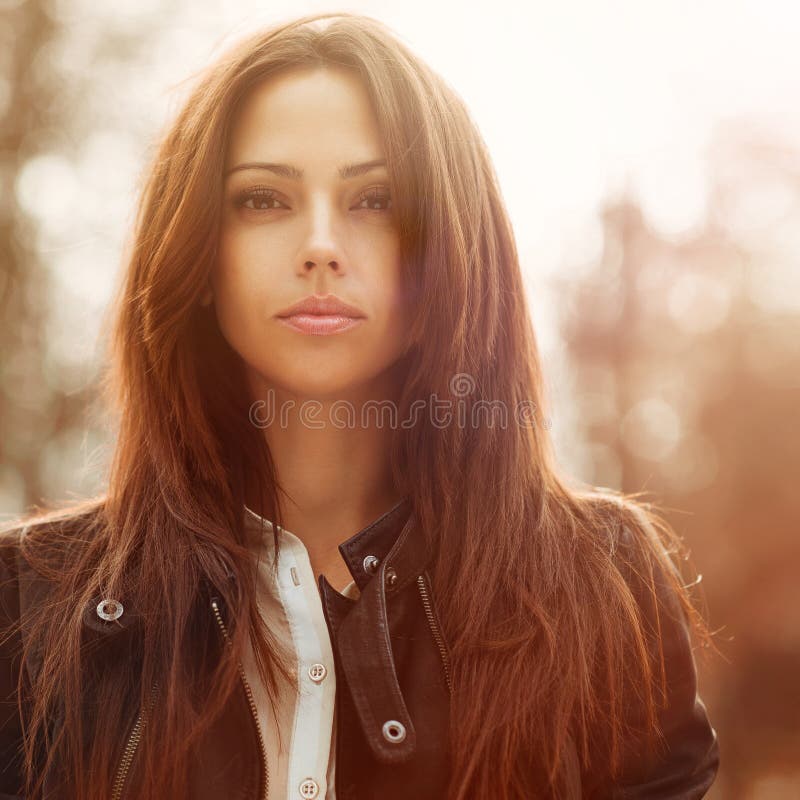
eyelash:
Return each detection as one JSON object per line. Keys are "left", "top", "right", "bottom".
{"left": 233, "top": 186, "right": 393, "bottom": 213}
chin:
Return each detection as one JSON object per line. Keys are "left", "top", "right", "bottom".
{"left": 255, "top": 366, "right": 373, "bottom": 400}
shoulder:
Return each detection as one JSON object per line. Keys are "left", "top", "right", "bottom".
{"left": 577, "top": 488, "right": 695, "bottom": 616}
{"left": 0, "top": 500, "right": 108, "bottom": 617}
{"left": 0, "top": 499, "right": 107, "bottom": 557}
{"left": 573, "top": 488, "right": 719, "bottom": 794}
{"left": 570, "top": 488, "right": 707, "bottom": 708}
{"left": 0, "top": 505, "right": 103, "bottom": 796}
{"left": 0, "top": 500, "right": 111, "bottom": 700}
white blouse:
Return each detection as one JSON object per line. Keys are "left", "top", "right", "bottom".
{"left": 240, "top": 505, "right": 358, "bottom": 800}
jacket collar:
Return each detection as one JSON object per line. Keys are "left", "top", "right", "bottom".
{"left": 238, "top": 495, "right": 416, "bottom": 583}
{"left": 209, "top": 495, "right": 421, "bottom": 590}
{"left": 319, "top": 497, "right": 434, "bottom": 766}
{"left": 335, "top": 495, "right": 421, "bottom": 592}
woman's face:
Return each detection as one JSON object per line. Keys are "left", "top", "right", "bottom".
{"left": 210, "top": 66, "right": 409, "bottom": 401}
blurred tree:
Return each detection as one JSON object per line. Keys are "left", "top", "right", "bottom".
{"left": 1, "top": 0, "right": 191, "bottom": 520}
{"left": 558, "top": 122, "right": 800, "bottom": 798}
{"left": 0, "top": 0, "right": 68, "bottom": 515}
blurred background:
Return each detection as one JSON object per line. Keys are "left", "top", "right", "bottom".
{"left": 1, "top": 0, "right": 798, "bottom": 796}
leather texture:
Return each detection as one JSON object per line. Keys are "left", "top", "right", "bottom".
{"left": 0, "top": 500, "right": 719, "bottom": 799}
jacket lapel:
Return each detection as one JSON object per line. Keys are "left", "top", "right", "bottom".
{"left": 326, "top": 509, "right": 432, "bottom": 764}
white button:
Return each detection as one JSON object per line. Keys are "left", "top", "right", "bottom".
{"left": 382, "top": 719, "right": 407, "bottom": 743}
{"left": 308, "top": 663, "right": 327, "bottom": 683}
{"left": 299, "top": 777, "right": 319, "bottom": 798}
{"left": 96, "top": 598, "right": 124, "bottom": 621}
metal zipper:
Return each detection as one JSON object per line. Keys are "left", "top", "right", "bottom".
{"left": 210, "top": 597, "right": 270, "bottom": 800}
{"left": 110, "top": 680, "right": 160, "bottom": 800}
{"left": 416, "top": 574, "right": 453, "bottom": 694}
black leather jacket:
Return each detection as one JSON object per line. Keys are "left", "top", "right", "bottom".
{"left": 0, "top": 500, "right": 719, "bottom": 799}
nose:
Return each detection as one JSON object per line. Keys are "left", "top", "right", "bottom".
{"left": 297, "top": 196, "right": 345, "bottom": 277}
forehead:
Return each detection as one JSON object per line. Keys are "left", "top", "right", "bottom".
{"left": 225, "top": 66, "right": 385, "bottom": 171}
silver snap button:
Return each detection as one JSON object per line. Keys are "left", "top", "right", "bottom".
{"left": 96, "top": 598, "right": 124, "bottom": 622}
{"left": 382, "top": 719, "right": 406, "bottom": 743}
{"left": 363, "top": 555, "right": 380, "bottom": 575}
{"left": 385, "top": 567, "right": 398, "bottom": 588}
{"left": 298, "top": 777, "right": 319, "bottom": 798}
{"left": 308, "top": 663, "right": 327, "bottom": 683}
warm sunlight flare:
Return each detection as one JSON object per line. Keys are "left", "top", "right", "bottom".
{"left": 2, "top": 4, "right": 799, "bottom": 798}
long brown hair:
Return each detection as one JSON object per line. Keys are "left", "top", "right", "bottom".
{"left": 2, "top": 11, "right": 709, "bottom": 799}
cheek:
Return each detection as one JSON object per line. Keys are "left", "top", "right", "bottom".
{"left": 358, "top": 236, "right": 404, "bottom": 317}
{"left": 210, "top": 239, "right": 278, "bottom": 359}
{"left": 212, "top": 230, "right": 278, "bottom": 308}
{"left": 369, "top": 259, "right": 407, "bottom": 341}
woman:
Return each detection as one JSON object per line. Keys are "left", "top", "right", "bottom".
{"left": 0, "top": 11, "right": 719, "bottom": 800}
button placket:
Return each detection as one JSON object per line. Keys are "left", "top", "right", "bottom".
{"left": 278, "top": 532, "right": 336, "bottom": 799}
{"left": 243, "top": 508, "right": 348, "bottom": 799}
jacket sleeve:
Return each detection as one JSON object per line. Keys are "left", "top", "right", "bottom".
{"left": 0, "top": 526, "right": 27, "bottom": 799}
{"left": 599, "top": 520, "right": 720, "bottom": 799}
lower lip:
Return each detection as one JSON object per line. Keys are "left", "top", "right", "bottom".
{"left": 277, "top": 314, "right": 365, "bottom": 335}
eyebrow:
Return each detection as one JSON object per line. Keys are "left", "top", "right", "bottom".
{"left": 224, "top": 158, "right": 388, "bottom": 181}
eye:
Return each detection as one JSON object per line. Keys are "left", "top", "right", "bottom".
{"left": 354, "top": 186, "right": 392, "bottom": 212}
{"left": 233, "top": 187, "right": 287, "bottom": 212}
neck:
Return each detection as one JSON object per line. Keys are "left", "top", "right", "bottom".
{"left": 243, "top": 364, "right": 406, "bottom": 561}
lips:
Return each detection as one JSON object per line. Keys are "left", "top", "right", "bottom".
{"left": 276, "top": 294, "right": 366, "bottom": 319}
{"left": 275, "top": 294, "right": 366, "bottom": 336}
